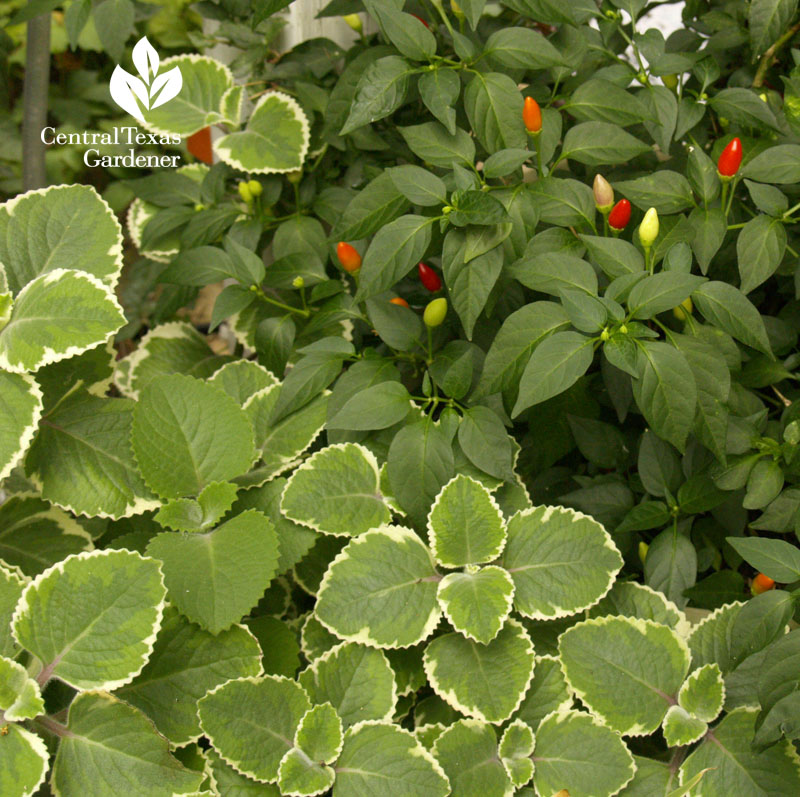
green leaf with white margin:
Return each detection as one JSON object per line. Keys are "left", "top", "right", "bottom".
{"left": 437, "top": 565, "right": 514, "bottom": 644}
{"left": 499, "top": 719, "right": 535, "bottom": 788}
{"left": 295, "top": 703, "right": 343, "bottom": 763}
{"left": 206, "top": 748, "right": 281, "bottom": 796}
{"left": 142, "top": 55, "right": 234, "bottom": 136}
{"left": 298, "top": 642, "right": 396, "bottom": 728}
{"left": 239, "top": 387, "right": 328, "bottom": 488}
{"left": 662, "top": 705, "right": 708, "bottom": 747}
{"left": 155, "top": 481, "right": 239, "bottom": 532}
{"left": 0, "top": 269, "right": 124, "bottom": 373}
{"left": 280, "top": 443, "right": 391, "bottom": 537}
{"left": 0, "top": 563, "right": 26, "bottom": 658}
{"left": 208, "top": 360, "right": 278, "bottom": 406}
{"left": 232, "top": 477, "right": 318, "bottom": 574}
{"left": 0, "top": 655, "right": 44, "bottom": 720}
{"left": 427, "top": 475, "right": 506, "bottom": 567}
{"left": 146, "top": 509, "right": 279, "bottom": 634}
{"left": 587, "top": 581, "right": 691, "bottom": 637}
{"left": 301, "top": 613, "right": 339, "bottom": 663}
{"left": 0, "top": 185, "right": 123, "bottom": 295}
{"left": 199, "top": 675, "right": 312, "bottom": 783}
{"left": 559, "top": 616, "right": 690, "bottom": 735}
{"left": 122, "top": 321, "right": 233, "bottom": 400}
{"left": 431, "top": 719, "right": 513, "bottom": 796}
{"left": 277, "top": 748, "right": 334, "bottom": 797}
{"left": 532, "top": 709, "right": 635, "bottom": 797}
{"left": 512, "top": 654, "right": 572, "bottom": 730}
{"left": 315, "top": 526, "right": 442, "bottom": 649}
{"left": 11, "top": 549, "right": 165, "bottom": 690}
{"left": 678, "top": 663, "right": 725, "bottom": 722}
{"left": 0, "top": 724, "right": 48, "bottom": 797}
{"left": 216, "top": 92, "right": 310, "bottom": 174}
{"left": 52, "top": 691, "right": 204, "bottom": 796}
{"left": 0, "top": 372, "right": 41, "bottom": 482}
{"left": 334, "top": 721, "right": 450, "bottom": 796}
{"left": 501, "top": 506, "right": 622, "bottom": 620}
{"left": 132, "top": 373, "right": 256, "bottom": 499}
{"left": 114, "top": 606, "right": 262, "bottom": 745}
{"left": 26, "top": 391, "right": 159, "bottom": 519}
{"left": 424, "top": 618, "right": 534, "bottom": 723}
{"left": 0, "top": 495, "right": 92, "bottom": 576}
{"left": 679, "top": 708, "right": 800, "bottom": 795}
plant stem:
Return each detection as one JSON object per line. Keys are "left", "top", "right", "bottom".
{"left": 426, "top": 325, "right": 434, "bottom": 364}
{"left": 535, "top": 137, "right": 544, "bottom": 180}
{"left": 753, "top": 20, "right": 800, "bottom": 88}
{"left": 22, "top": 13, "right": 51, "bottom": 190}
{"left": 724, "top": 178, "right": 737, "bottom": 217}
{"left": 644, "top": 246, "right": 652, "bottom": 274}
{"left": 253, "top": 286, "right": 309, "bottom": 317}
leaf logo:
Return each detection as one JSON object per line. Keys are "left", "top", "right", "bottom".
{"left": 109, "top": 37, "right": 182, "bottom": 123}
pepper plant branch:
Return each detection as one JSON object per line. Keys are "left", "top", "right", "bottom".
{"left": 752, "top": 20, "right": 800, "bottom": 88}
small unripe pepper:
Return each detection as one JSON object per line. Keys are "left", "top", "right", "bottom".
{"left": 336, "top": 242, "right": 362, "bottom": 274}
{"left": 638, "top": 541, "right": 649, "bottom": 566}
{"left": 523, "top": 97, "right": 542, "bottom": 134}
{"left": 751, "top": 572, "right": 775, "bottom": 595}
{"left": 248, "top": 179, "right": 263, "bottom": 197}
{"left": 593, "top": 174, "right": 614, "bottom": 213}
{"left": 639, "top": 207, "right": 659, "bottom": 248}
{"left": 418, "top": 262, "right": 442, "bottom": 292}
{"left": 673, "top": 297, "right": 693, "bottom": 321}
{"left": 662, "top": 74, "right": 678, "bottom": 91}
{"left": 390, "top": 296, "right": 409, "bottom": 308}
{"left": 292, "top": 276, "right": 305, "bottom": 289}
{"left": 717, "top": 137, "right": 742, "bottom": 179}
{"left": 237, "top": 181, "right": 253, "bottom": 203}
{"left": 343, "top": 13, "right": 362, "bottom": 32}
{"left": 608, "top": 198, "right": 631, "bottom": 231}
{"left": 424, "top": 297, "right": 447, "bottom": 327}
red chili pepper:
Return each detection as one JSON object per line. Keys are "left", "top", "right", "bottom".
{"left": 186, "top": 127, "right": 213, "bottom": 165}
{"left": 410, "top": 13, "right": 429, "bottom": 28}
{"left": 390, "top": 297, "right": 409, "bottom": 308}
{"left": 418, "top": 262, "right": 442, "bottom": 292}
{"left": 523, "top": 97, "right": 542, "bottom": 134}
{"left": 337, "top": 242, "right": 362, "bottom": 273}
{"left": 608, "top": 199, "right": 631, "bottom": 231}
{"left": 717, "top": 137, "right": 742, "bottom": 177}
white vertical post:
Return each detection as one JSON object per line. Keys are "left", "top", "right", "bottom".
{"left": 279, "top": 0, "right": 361, "bottom": 50}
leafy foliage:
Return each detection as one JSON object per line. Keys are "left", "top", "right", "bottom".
{"left": 3, "top": 1, "right": 800, "bottom": 795}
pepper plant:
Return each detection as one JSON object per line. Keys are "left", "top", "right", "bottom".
{"left": 3, "top": 0, "right": 800, "bottom": 795}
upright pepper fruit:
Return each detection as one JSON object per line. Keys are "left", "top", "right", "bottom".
{"left": 717, "top": 137, "right": 742, "bottom": 179}
{"left": 336, "top": 242, "right": 362, "bottom": 274}
{"left": 343, "top": 14, "right": 362, "bottom": 32}
{"left": 639, "top": 208, "right": 659, "bottom": 248}
{"left": 237, "top": 181, "right": 253, "bottom": 203}
{"left": 418, "top": 262, "right": 442, "bottom": 292}
{"left": 423, "top": 298, "right": 447, "bottom": 327}
{"left": 390, "top": 297, "right": 409, "bottom": 308}
{"left": 186, "top": 127, "right": 213, "bottom": 165}
{"left": 751, "top": 572, "right": 776, "bottom": 595}
{"left": 523, "top": 97, "right": 542, "bottom": 135}
{"left": 593, "top": 175, "right": 614, "bottom": 213}
{"left": 247, "top": 179, "right": 262, "bottom": 197}
{"left": 608, "top": 199, "right": 631, "bottom": 232}
{"left": 410, "top": 13, "right": 429, "bottom": 27}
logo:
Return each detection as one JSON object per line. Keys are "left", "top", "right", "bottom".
{"left": 110, "top": 36, "right": 182, "bottom": 123}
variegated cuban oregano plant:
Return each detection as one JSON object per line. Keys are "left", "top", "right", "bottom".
{"left": 4, "top": 0, "right": 800, "bottom": 795}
